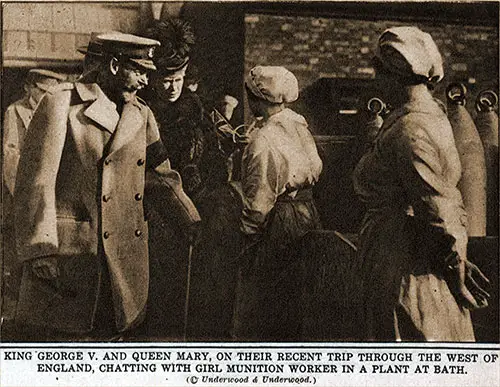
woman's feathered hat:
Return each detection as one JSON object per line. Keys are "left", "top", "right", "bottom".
{"left": 144, "top": 18, "right": 195, "bottom": 73}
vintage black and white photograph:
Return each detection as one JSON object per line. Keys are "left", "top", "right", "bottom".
{"left": 0, "top": 0, "right": 498, "bottom": 347}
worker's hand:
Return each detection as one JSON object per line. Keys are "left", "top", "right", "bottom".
{"left": 445, "top": 253, "right": 489, "bottom": 310}
{"left": 31, "top": 255, "right": 60, "bottom": 280}
{"left": 464, "top": 260, "right": 491, "bottom": 307}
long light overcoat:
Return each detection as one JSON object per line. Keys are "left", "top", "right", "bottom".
{"left": 14, "top": 82, "right": 200, "bottom": 333}
{"left": 353, "top": 93, "right": 474, "bottom": 341}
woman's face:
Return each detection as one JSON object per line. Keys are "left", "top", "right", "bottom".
{"left": 245, "top": 87, "right": 263, "bottom": 118}
{"left": 153, "top": 66, "right": 187, "bottom": 103}
{"left": 373, "top": 62, "right": 404, "bottom": 107}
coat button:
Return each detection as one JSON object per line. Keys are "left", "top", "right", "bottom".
{"left": 135, "top": 193, "right": 142, "bottom": 201}
{"left": 103, "top": 195, "right": 110, "bottom": 202}
{"left": 103, "top": 231, "right": 110, "bottom": 239}
{"left": 137, "top": 158, "right": 145, "bottom": 166}
{"left": 104, "top": 159, "right": 111, "bottom": 165}
{"left": 135, "top": 229, "right": 142, "bottom": 237}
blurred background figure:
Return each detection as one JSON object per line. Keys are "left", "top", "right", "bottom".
{"left": 3, "top": 69, "right": 67, "bottom": 201}
{"left": 184, "top": 95, "right": 247, "bottom": 341}
{"left": 184, "top": 63, "right": 201, "bottom": 93}
{"left": 216, "top": 94, "right": 239, "bottom": 121}
{"left": 353, "top": 26, "right": 490, "bottom": 341}
{"left": 2, "top": 69, "right": 66, "bottom": 323}
{"left": 76, "top": 32, "right": 105, "bottom": 80}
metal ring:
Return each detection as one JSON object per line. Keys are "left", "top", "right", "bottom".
{"left": 476, "top": 90, "right": 498, "bottom": 112}
{"left": 367, "top": 97, "right": 385, "bottom": 114}
{"left": 446, "top": 82, "right": 467, "bottom": 103}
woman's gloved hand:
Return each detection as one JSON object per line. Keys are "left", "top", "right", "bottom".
{"left": 444, "top": 252, "right": 490, "bottom": 309}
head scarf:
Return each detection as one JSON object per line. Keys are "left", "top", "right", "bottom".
{"left": 376, "top": 26, "right": 444, "bottom": 85}
{"left": 245, "top": 66, "right": 299, "bottom": 103}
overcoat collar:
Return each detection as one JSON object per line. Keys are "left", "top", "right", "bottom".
{"left": 75, "top": 83, "right": 120, "bottom": 134}
{"left": 74, "top": 83, "right": 145, "bottom": 154}
{"left": 108, "top": 101, "right": 145, "bottom": 154}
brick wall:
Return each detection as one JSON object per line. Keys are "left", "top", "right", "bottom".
{"left": 3, "top": 3, "right": 142, "bottom": 66}
{"left": 245, "top": 14, "right": 499, "bottom": 106}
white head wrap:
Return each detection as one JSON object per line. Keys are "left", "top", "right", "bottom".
{"left": 245, "top": 66, "right": 299, "bottom": 103}
{"left": 376, "top": 26, "right": 444, "bottom": 84}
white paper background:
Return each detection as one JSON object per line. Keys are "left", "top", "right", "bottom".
{"left": 1, "top": 343, "right": 499, "bottom": 387}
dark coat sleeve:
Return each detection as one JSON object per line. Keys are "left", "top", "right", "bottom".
{"left": 144, "top": 106, "right": 201, "bottom": 231}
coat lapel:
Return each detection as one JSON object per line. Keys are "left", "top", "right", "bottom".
{"left": 70, "top": 83, "right": 144, "bottom": 163}
{"left": 84, "top": 100, "right": 120, "bottom": 134}
{"left": 76, "top": 83, "right": 120, "bottom": 134}
{"left": 108, "top": 101, "right": 144, "bottom": 154}
{"left": 69, "top": 83, "right": 119, "bottom": 186}
{"left": 69, "top": 105, "right": 109, "bottom": 179}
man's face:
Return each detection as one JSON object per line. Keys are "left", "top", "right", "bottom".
{"left": 153, "top": 67, "right": 186, "bottom": 103}
{"left": 115, "top": 61, "right": 149, "bottom": 103}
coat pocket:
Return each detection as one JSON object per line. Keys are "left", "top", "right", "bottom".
{"left": 56, "top": 218, "right": 98, "bottom": 256}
